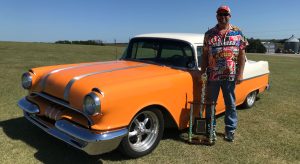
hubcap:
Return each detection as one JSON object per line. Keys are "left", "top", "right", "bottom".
{"left": 128, "top": 111, "right": 159, "bottom": 152}
{"left": 247, "top": 92, "right": 256, "bottom": 106}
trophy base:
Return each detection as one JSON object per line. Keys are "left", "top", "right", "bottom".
{"left": 180, "top": 133, "right": 215, "bottom": 146}
{"left": 187, "top": 136, "right": 215, "bottom": 146}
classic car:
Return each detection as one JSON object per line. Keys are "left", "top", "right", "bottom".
{"left": 18, "top": 33, "right": 270, "bottom": 158}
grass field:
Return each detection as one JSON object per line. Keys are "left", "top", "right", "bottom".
{"left": 0, "top": 41, "right": 299, "bottom": 164}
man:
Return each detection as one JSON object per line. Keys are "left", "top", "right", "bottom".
{"left": 201, "top": 5, "right": 248, "bottom": 142}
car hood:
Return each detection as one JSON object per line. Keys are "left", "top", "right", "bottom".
{"left": 33, "top": 60, "right": 185, "bottom": 109}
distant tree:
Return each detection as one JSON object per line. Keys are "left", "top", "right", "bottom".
{"left": 71, "top": 40, "right": 104, "bottom": 46}
{"left": 246, "top": 38, "right": 266, "bottom": 53}
{"left": 278, "top": 39, "right": 287, "bottom": 44}
{"left": 55, "top": 40, "right": 105, "bottom": 46}
{"left": 55, "top": 40, "right": 71, "bottom": 44}
{"left": 270, "top": 39, "right": 276, "bottom": 43}
{"left": 71, "top": 41, "right": 80, "bottom": 44}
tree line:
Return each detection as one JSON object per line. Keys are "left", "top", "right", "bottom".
{"left": 246, "top": 38, "right": 266, "bottom": 53}
{"left": 55, "top": 40, "right": 105, "bottom": 46}
{"left": 246, "top": 38, "right": 294, "bottom": 53}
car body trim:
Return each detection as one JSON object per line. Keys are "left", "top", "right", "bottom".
{"left": 242, "top": 73, "right": 269, "bottom": 81}
{"left": 18, "top": 97, "right": 40, "bottom": 114}
{"left": 63, "top": 64, "right": 148, "bottom": 101}
{"left": 40, "top": 61, "right": 117, "bottom": 91}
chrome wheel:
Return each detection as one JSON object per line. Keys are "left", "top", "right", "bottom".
{"left": 247, "top": 92, "right": 256, "bottom": 106}
{"left": 128, "top": 111, "right": 159, "bottom": 152}
{"left": 242, "top": 91, "right": 257, "bottom": 109}
{"left": 119, "top": 109, "right": 164, "bottom": 158}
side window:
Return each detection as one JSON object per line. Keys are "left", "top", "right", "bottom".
{"left": 132, "top": 42, "right": 158, "bottom": 59}
{"left": 160, "top": 44, "right": 184, "bottom": 58}
{"left": 184, "top": 46, "right": 193, "bottom": 57}
{"left": 126, "top": 39, "right": 195, "bottom": 68}
{"left": 160, "top": 44, "right": 193, "bottom": 67}
{"left": 160, "top": 45, "right": 193, "bottom": 58}
{"left": 197, "top": 46, "right": 203, "bottom": 66}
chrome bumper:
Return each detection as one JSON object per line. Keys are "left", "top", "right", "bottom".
{"left": 266, "top": 83, "right": 270, "bottom": 91}
{"left": 18, "top": 97, "right": 128, "bottom": 155}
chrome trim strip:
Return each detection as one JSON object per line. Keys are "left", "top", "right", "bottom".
{"left": 40, "top": 61, "right": 117, "bottom": 90}
{"left": 30, "top": 93, "right": 94, "bottom": 126}
{"left": 63, "top": 64, "right": 148, "bottom": 101}
{"left": 242, "top": 73, "right": 269, "bottom": 81}
{"left": 23, "top": 112, "right": 128, "bottom": 155}
{"left": 29, "top": 69, "right": 36, "bottom": 75}
{"left": 92, "top": 88, "right": 105, "bottom": 97}
{"left": 18, "top": 98, "right": 40, "bottom": 114}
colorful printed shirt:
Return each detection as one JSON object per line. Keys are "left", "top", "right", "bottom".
{"left": 204, "top": 24, "right": 248, "bottom": 81}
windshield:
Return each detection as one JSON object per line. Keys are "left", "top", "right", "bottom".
{"left": 122, "top": 38, "right": 195, "bottom": 68}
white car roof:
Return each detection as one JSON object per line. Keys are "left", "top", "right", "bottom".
{"left": 134, "top": 33, "right": 204, "bottom": 45}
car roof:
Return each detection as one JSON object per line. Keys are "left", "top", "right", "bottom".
{"left": 134, "top": 33, "right": 204, "bottom": 45}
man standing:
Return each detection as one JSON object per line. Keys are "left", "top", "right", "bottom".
{"left": 201, "top": 5, "right": 248, "bottom": 142}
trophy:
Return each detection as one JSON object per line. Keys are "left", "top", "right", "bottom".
{"left": 186, "top": 72, "right": 216, "bottom": 145}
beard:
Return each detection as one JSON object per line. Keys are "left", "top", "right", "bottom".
{"left": 218, "top": 17, "right": 229, "bottom": 25}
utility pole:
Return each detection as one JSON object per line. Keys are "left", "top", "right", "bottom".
{"left": 114, "top": 39, "right": 118, "bottom": 61}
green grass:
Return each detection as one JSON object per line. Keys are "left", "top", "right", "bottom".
{"left": 0, "top": 41, "right": 299, "bottom": 163}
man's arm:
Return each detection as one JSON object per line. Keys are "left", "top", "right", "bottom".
{"left": 236, "top": 49, "right": 246, "bottom": 84}
{"left": 201, "top": 33, "right": 209, "bottom": 75}
{"left": 200, "top": 46, "right": 208, "bottom": 75}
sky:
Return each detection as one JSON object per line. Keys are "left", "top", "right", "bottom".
{"left": 1, "top": 0, "right": 299, "bottom": 43}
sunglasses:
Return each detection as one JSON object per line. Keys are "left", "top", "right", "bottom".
{"left": 217, "top": 13, "right": 230, "bottom": 17}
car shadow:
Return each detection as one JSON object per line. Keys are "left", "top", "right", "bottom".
{"left": 162, "top": 128, "right": 182, "bottom": 140}
{"left": 162, "top": 124, "right": 226, "bottom": 144}
{"left": 1, "top": 117, "right": 225, "bottom": 163}
{"left": 0, "top": 117, "right": 134, "bottom": 163}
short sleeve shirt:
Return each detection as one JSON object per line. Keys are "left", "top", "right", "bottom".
{"left": 204, "top": 24, "right": 248, "bottom": 81}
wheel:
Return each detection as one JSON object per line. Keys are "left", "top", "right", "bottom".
{"left": 242, "top": 91, "right": 257, "bottom": 109}
{"left": 119, "top": 109, "right": 164, "bottom": 158}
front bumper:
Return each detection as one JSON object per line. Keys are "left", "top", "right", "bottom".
{"left": 18, "top": 97, "right": 128, "bottom": 155}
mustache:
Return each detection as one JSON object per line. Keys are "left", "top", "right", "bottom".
{"left": 218, "top": 18, "right": 229, "bottom": 24}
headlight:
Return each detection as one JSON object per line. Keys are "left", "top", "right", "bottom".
{"left": 83, "top": 92, "right": 101, "bottom": 116}
{"left": 22, "top": 72, "right": 32, "bottom": 89}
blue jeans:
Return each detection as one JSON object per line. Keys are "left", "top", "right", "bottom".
{"left": 205, "top": 80, "right": 237, "bottom": 133}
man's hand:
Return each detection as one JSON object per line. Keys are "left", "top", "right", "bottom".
{"left": 200, "top": 69, "right": 206, "bottom": 75}
{"left": 236, "top": 74, "right": 243, "bottom": 84}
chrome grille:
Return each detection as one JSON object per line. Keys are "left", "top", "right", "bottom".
{"left": 31, "top": 92, "right": 93, "bottom": 126}
{"left": 44, "top": 105, "right": 64, "bottom": 121}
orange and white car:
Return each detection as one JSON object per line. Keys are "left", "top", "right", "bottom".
{"left": 18, "top": 33, "right": 269, "bottom": 158}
